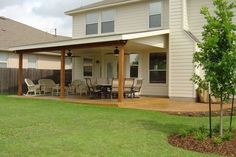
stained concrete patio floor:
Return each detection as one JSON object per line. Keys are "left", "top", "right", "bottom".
{"left": 12, "top": 95, "right": 233, "bottom": 113}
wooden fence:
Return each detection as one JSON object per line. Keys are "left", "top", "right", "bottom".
{"left": 0, "top": 68, "right": 72, "bottom": 95}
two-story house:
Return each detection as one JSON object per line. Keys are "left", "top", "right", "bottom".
{"left": 10, "top": 0, "right": 236, "bottom": 101}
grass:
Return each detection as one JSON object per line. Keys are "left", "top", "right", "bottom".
{"left": 0, "top": 96, "right": 234, "bottom": 157}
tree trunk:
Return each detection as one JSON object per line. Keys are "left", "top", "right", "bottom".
{"left": 220, "top": 94, "right": 224, "bottom": 136}
{"left": 229, "top": 93, "right": 235, "bottom": 131}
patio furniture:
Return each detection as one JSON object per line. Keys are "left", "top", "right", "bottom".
{"left": 85, "top": 78, "right": 102, "bottom": 98}
{"left": 38, "top": 79, "right": 58, "bottom": 95}
{"left": 110, "top": 78, "right": 119, "bottom": 99}
{"left": 124, "top": 78, "right": 135, "bottom": 98}
{"left": 96, "top": 83, "right": 112, "bottom": 99}
{"left": 68, "top": 80, "right": 81, "bottom": 95}
{"left": 24, "top": 78, "right": 41, "bottom": 95}
{"left": 75, "top": 80, "right": 88, "bottom": 96}
{"left": 52, "top": 85, "right": 69, "bottom": 96}
{"left": 132, "top": 79, "right": 143, "bottom": 98}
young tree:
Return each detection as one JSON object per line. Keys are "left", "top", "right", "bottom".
{"left": 192, "top": 0, "right": 236, "bottom": 136}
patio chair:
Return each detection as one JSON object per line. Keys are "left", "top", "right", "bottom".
{"left": 68, "top": 80, "right": 81, "bottom": 95}
{"left": 38, "top": 79, "right": 58, "bottom": 95}
{"left": 124, "top": 78, "right": 135, "bottom": 98}
{"left": 132, "top": 79, "right": 143, "bottom": 98}
{"left": 24, "top": 78, "right": 41, "bottom": 96}
{"left": 75, "top": 80, "right": 88, "bottom": 96}
{"left": 110, "top": 78, "right": 119, "bottom": 99}
{"left": 85, "top": 78, "right": 101, "bottom": 98}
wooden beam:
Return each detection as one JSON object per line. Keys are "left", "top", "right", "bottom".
{"left": 16, "top": 40, "right": 128, "bottom": 54}
{"left": 60, "top": 49, "right": 66, "bottom": 98}
{"left": 18, "top": 53, "right": 23, "bottom": 96}
{"left": 118, "top": 45, "right": 125, "bottom": 102}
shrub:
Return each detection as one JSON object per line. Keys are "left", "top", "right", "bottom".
{"left": 194, "top": 131, "right": 208, "bottom": 141}
{"left": 198, "top": 125, "right": 208, "bottom": 134}
{"left": 212, "top": 136, "right": 223, "bottom": 145}
{"left": 178, "top": 129, "right": 189, "bottom": 138}
{"left": 221, "top": 131, "right": 233, "bottom": 141}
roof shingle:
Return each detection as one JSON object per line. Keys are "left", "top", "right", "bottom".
{"left": 0, "top": 16, "right": 70, "bottom": 50}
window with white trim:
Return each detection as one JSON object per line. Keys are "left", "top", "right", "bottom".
{"left": 0, "top": 53, "right": 8, "bottom": 68}
{"left": 149, "top": 1, "right": 162, "bottom": 28}
{"left": 130, "top": 54, "right": 139, "bottom": 78}
{"left": 86, "top": 13, "right": 99, "bottom": 35}
{"left": 83, "top": 58, "right": 93, "bottom": 77}
{"left": 149, "top": 53, "right": 166, "bottom": 83}
{"left": 28, "top": 55, "right": 37, "bottom": 69}
{"left": 101, "top": 10, "right": 115, "bottom": 33}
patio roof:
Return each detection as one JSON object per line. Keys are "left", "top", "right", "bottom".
{"left": 9, "top": 29, "right": 169, "bottom": 53}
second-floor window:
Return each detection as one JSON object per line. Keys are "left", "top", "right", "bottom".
{"left": 86, "top": 13, "right": 98, "bottom": 35}
{"left": 101, "top": 10, "right": 115, "bottom": 33}
{"left": 149, "top": 1, "right": 162, "bottom": 28}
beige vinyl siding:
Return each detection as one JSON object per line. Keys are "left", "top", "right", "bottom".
{"left": 188, "top": 0, "right": 236, "bottom": 41}
{"left": 139, "top": 51, "right": 168, "bottom": 96}
{"left": 188, "top": 0, "right": 212, "bottom": 40}
{"left": 72, "top": 57, "right": 83, "bottom": 80}
{"left": 169, "top": 0, "right": 196, "bottom": 99}
{"left": 72, "top": 0, "right": 169, "bottom": 38}
{"left": 5, "top": 52, "right": 64, "bottom": 70}
{"left": 72, "top": 13, "right": 86, "bottom": 38}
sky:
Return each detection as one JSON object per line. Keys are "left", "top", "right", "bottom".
{"left": 0, "top": 0, "right": 101, "bottom": 37}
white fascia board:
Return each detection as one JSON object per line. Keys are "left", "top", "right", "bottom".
{"left": 0, "top": 49, "right": 11, "bottom": 52}
{"left": 122, "top": 29, "right": 170, "bottom": 40}
{"left": 65, "top": 0, "right": 141, "bottom": 15}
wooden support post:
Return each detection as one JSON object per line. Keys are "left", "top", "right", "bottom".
{"left": 18, "top": 52, "right": 23, "bottom": 96}
{"left": 118, "top": 46, "right": 125, "bottom": 102}
{"left": 60, "top": 49, "right": 66, "bottom": 98}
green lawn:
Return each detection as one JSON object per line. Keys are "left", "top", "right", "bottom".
{"left": 0, "top": 96, "right": 233, "bottom": 157}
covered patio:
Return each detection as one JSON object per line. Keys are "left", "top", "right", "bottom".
{"left": 11, "top": 30, "right": 169, "bottom": 103}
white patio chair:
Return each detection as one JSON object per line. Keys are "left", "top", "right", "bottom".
{"left": 38, "top": 79, "right": 58, "bottom": 95}
{"left": 76, "top": 80, "right": 88, "bottom": 96}
{"left": 24, "top": 78, "right": 41, "bottom": 96}
{"left": 68, "top": 80, "right": 81, "bottom": 95}
{"left": 124, "top": 78, "right": 135, "bottom": 98}
{"left": 110, "top": 78, "right": 119, "bottom": 99}
{"left": 132, "top": 79, "right": 143, "bottom": 98}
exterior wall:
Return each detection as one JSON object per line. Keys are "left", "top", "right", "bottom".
{"left": 72, "top": 0, "right": 169, "bottom": 38}
{"left": 2, "top": 52, "right": 70, "bottom": 70}
{"left": 139, "top": 50, "right": 168, "bottom": 96}
{"left": 169, "top": 0, "right": 196, "bottom": 99}
{"left": 72, "top": 47, "right": 169, "bottom": 97}
{"left": 188, "top": 0, "right": 236, "bottom": 41}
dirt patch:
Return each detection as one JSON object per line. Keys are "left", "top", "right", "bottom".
{"left": 168, "top": 131, "right": 236, "bottom": 157}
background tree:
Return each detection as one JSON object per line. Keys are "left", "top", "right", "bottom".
{"left": 192, "top": 0, "right": 236, "bottom": 136}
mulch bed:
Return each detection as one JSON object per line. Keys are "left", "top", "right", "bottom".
{"left": 165, "top": 108, "right": 236, "bottom": 117}
{"left": 168, "top": 131, "right": 236, "bottom": 157}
